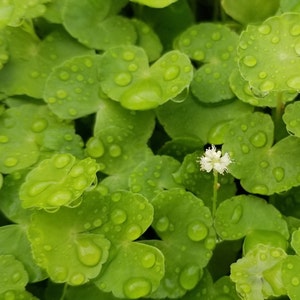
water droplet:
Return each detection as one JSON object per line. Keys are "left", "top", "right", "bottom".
{"left": 47, "top": 190, "right": 72, "bottom": 206}
{"left": 252, "top": 184, "right": 269, "bottom": 194}
{"left": 75, "top": 238, "right": 102, "bottom": 267}
{"left": 163, "top": 65, "right": 180, "bottom": 81}
{"left": 187, "top": 220, "right": 208, "bottom": 242}
{"left": 30, "top": 71, "right": 40, "bottom": 78}
{"left": 128, "top": 63, "right": 138, "bottom": 72}
{"left": 49, "top": 266, "right": 68, "bottom": 283}
{"left": 241, "top": 144, "right": 250, "bottom": 154}
{"left": 111, "top": 209, "right": 127, "bottom": 225}
{"left": 292, "top": 276, "right": 300, "bottom": 286}
{"left": 109, "top": 144, "right": 122, "bottom": 157}
{"left": 114, "top": 72, "right": 132, "bottom": 86}
{"left": 47, "top": 97, "right": 57, "bottom": 104}
{"left": 250, "top": 131, "right": 267, "bottom": 148}
{"left": 0, "top": 135, "right": 8, "bottom": 143}
{"left": 83, "top": 222, "right": 92, "bottom": 230}
{"left": 84, "top": 58, "right": 93, "bottom": 67}
{"left": 179, "top": 264, "right": 200, "bottom": 290}
{"left": 290, "top": 24, "right": 300, "bottom": 36}
{"left": 259, "top": 80, "right": 275, "bottom": 92}
{"left": 272, "top": 167, "right": 285, "bottom": 182}
{"left": 258, "top": 71, "right": 267, "bottom": 79}
{"left": 271, "top": 36, "right": 280, "bottom": 44}
{"left": 4, "top": 157, "right": 18, "bottom": 167}
{"left": 242, "top": 56, "right": 257, "bottom": 67}
{"left": 93, "top": 218, "right": 102, "bottom": 227}
{"left": 43, "top": 244, "right": 52, "bottom": 251}
{"left": 70, "top": 273, "right": 86, "bottom": 285}
{"left": 287, "top": 76, "right": 300, "bottom": 90}
{"left": 59, "top": 71, "right": 70, "bottom": 81}
{"left": 68, "top": 108, "right": 78, "bottom": 116}
{"left": 171, "top": 53, "right": 178, "bottom": 61}
{"left": 155, "top": 216, "right": 169, "bottom": 232}
{"left": 28, "top": 182, "right": 50, "bottom": 196}
{"left": 123, "top": 51, "right": 135, "bottom": 61}
{"left": 56, "top": 89, "right": 68, "bottom": 99}
{"left": 221, "top": 52, "right": 230, "bottom": 60}
{"left": 141, "top": 252, "right": 156, "bottom": 269}
{"left": 123, "top": 278, "right": 152, "bottom": 298}
{"left": 231, "top": 204, "right": 243, "bottom": 224}
{"left": 73, "top": 177, "right": 88, "bottom": 190}
{"left": 12, "top": 272, "right": 21, "bottom": 283}
{"left": 131, "top": 185, "right": 142, "bottom": 192}
{"left": 70, "top": 165, "right": 84, "bottom": 177}
{"left": 126, "top": 224, "right": 142, "bottom": 240}
{"left": 211, "top": 31, "right": 221, "bottom": 41}
{"left": 31, "top": 118, "right": 48, "bottom": 133}
{"left": 86, "top": 136, "right": 105, "bottom": 158}
{"left": 54, "top": 154, "right": 72, "bottom": 168}
{"left": 205, "top": 237, "right": 216, "bottom": 250}
{"left": 260, "top": 161, "right": 269, "bottom": 168}
{"left": 181, "top": 38, "right": 191, "bottom": 46}
{"left": 258, "top": 24, "right": 271, "bottom": 35}
{"left": 76, "top": 74, "right": 84, "bottom": 82}
{"left": 193, "top": 50, "right": 205, "bottom": 60}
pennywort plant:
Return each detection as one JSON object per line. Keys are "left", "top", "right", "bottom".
{"left": 2, "top": 0, "right": 300, "bottom": 299}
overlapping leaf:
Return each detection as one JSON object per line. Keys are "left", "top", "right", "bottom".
{"left": 99, "top": 45, "right": 193, "bottom": 110}
{"left": 223, "top": 112, "right": 300, "bottom": 195}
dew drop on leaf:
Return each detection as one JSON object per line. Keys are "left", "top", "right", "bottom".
{"left": 31, "top": 118, "right": 48, "bottom": 132}
{"left": 259, "top": 80, "right": 275, "bottom": 92}
{"left": 163, "top": 65, "right": 180, "bottom": 81}
{"left": 123, "top": 277, "right": 152, "bottom": 299}
{"left": 211, "top": 31, "right": 222, "bottom": 41}
{"left": 249, "top": 131, "right": 267, "bottom": 148}
{"left": 0, "top": 135, "right": 8, "bottom": 143}
{"left": 260, "top": 161, "right": 269, "bottom": 169}
{"left": 114, "top": 72, "right": 132, "bottom": 86}
{"left": 110, "top": 209, "right": 127, "bottom": 225}
{"left": 54, "top": 153, "right": 72, "bottom": 169}
{"left": 126, "top": 224, "right": 142, "bottom": 240}
{"left": 286, "top": 76, "right": 300, "bottom": 90}
{"left": 75, "top": 238, "right": 102, "bottom": 267}
{"left": 122, "top": 51, "right": 135, "bottom": 61}
{"left": 187, "top": 220, "right": 208, "bottom": 242}
{"left": 230, "top": 204, "right": 243, "bottom": 224}
{"left": 242, "top": 55, "right": 257, "bottom": 67}
{"left": 52, "top": 266, "right": 68, "bottom": 282}
{"left": 272, "top": 167, "right": 285, "bottom": 182}
{"left": 86, "top": 136, "right": 105, "bottom": 158}
{"left": 109, "top": 144, "right": 122, "bottom": 157}
{"left": 47, "top": 190, "right": 72, "bottom": 206}
{"left": 4, "top": 157, "right": 18, "bottom": 167}
{"left": 141, "top": 252, "right": 156, "bottom": 269}
{"left": 252, "top": 184, "right": 269, "bottom": 194}
{"left": 56, "top": 89, "right": 68, "bottom": 99}
{"left": 28, "top": 182, "right": 50, "bottom": 197}
{"left": 179, "top": 264, "right": 201, "bottom": 290}
{"left": 290, "top": 24, "right": 300, "bottom": 36}
{"left": 258, "top": 24, "right": 271, "bottom": 35}
{"left": 291, "top": 276, "right": 300, "bottom": 286}
{"left": 70, "top": 273, "right": 86, "bottom": 285}
{"left": 155, "top": 216, "right": 170, "bottom": 232}
{"left": 241, "top": 144, "right": 250, "bottom": 154}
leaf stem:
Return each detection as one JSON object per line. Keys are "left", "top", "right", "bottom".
{"left": 59, "top": 283, "right": 68, "bottom": 300}
{"left": 212, "top": 170, "right": 219, "bottom": 217}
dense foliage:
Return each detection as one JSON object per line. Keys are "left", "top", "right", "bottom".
{"left": 1, "top": 0, "right": 300, "bottom": 299}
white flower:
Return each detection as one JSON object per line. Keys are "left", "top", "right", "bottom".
{"left": 197, "top": 145, "right": 232, "bottom": 175}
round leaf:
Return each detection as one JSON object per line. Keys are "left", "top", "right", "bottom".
{"left": 283, "top": 101, "right": 300, "bottom": 136}
{"left": 282, "top": 255, "right": 300, "bottom": 300}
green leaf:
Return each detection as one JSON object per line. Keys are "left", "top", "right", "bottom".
{"left": 282, "top": 255, "right": 300, "bottom": 300}
{"left": 95, "top": 242, "right": 164, "bottom": 298}
{"left": 0, "top": 290, "right": 38, "bottom": 300}
{"left": 173, "top": 151, "right": 236, "bottom": 208}
{"left": 0, "top": 225, "right": 46, "bottom": 282}
{"left": 0, "top": 254, "right": 28, "bottom": 293}
{"left": 20, "top": 153, "right": 99, "bottom": 210}
{"left": 156, "top": 93, "right": 253, "bottom": 144}
{"left": 223, "top": 111, "right": 300, "bottom": 195}
{"left": 86, "top": 98, "right": 155, "bottom": 174}
{"left": 0, "top": 27, "right": 92, "bottom": 98}
{"left": 230, "top": 244, "right": 287, "bottom": 300}
{"left": 238, "top": 13, "right": 300, "bottom": 94}
{"left": 99, "top": 45, "right": 193, "bottom": 110}
{"left": 44, "top": 55, "right": 103, "bottom": 119}
{"left": 62, "top": 0, "right": 134, "bottom": 50}
{"left": 0, "top": 0, "right": 50, "bottom": 28}
{"left": 229, "top": 68, "right": 297, "bottom": 107}
{"left": 146, "top": 188, "right": 216, "bottom": 298}
{"left": 175, "top": 23, "right": 239, "bottom": 103}
{"left": 283, "top": 101, "right": 300, "bottom": 136}
{"left": 214, "top": 195, "right": 289, "bottom": 240}
{"left": 291, "top": 228, "right": 300, "bottom": 255}
{"left": 0, "top": 103, "right": 84, "bottom": 174}
{"left": 129, "top": 155, "right": 182, "bottom": 200}
{"left": 130, "top": 0, "right": 178, "bottom": 8}
{"left": 221, "top": 0, "right": 279, "bottom": 24}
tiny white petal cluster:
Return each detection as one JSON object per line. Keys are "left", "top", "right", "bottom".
{"left": 197, "top": 145, "right": 232, "bottom": 175}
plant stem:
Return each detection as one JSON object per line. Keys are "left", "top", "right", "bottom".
{"left": 59, "top": 283, "right": 68, "bottom": 300}
{"left": 212, "top": 170, "right": 219, "bottom": 217}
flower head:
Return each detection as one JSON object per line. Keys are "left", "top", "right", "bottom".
{"left": 197, "top": 145, "right": 232, "bottom": 175}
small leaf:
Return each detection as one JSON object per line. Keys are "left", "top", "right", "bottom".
{"left": 146, "top": 188, "right": 216, "bottom": 298}
{"left": 238, "top": 13, "right": 300, "bottom": 94}
{"left": 282, "top": 255, "right": 300, "bottom": 300}
{"left": 129, "top": 0, "right": 178, "bottom": 8}
{"left": 214, "top": 195, "right": 289, "bottom": 240}
{"left": 0, "top": 254, "right": 28, "bottom": 293}
{"left": 44, "top": 55, "right": 103, "bottom": 119}
{"left": 230, "top": 244, "right": 287, "bottom": 300}
{"left": 175, "top": 23, "right": 239, "bottom": 103}
{"left": 20, "top": 153, "right": 99, "bottom": 210}
{"left": 283, "top": 101, "right": 300, "bottom": 136}
{"left": 99, "top": 45, "right": 193, "bottom": 110}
